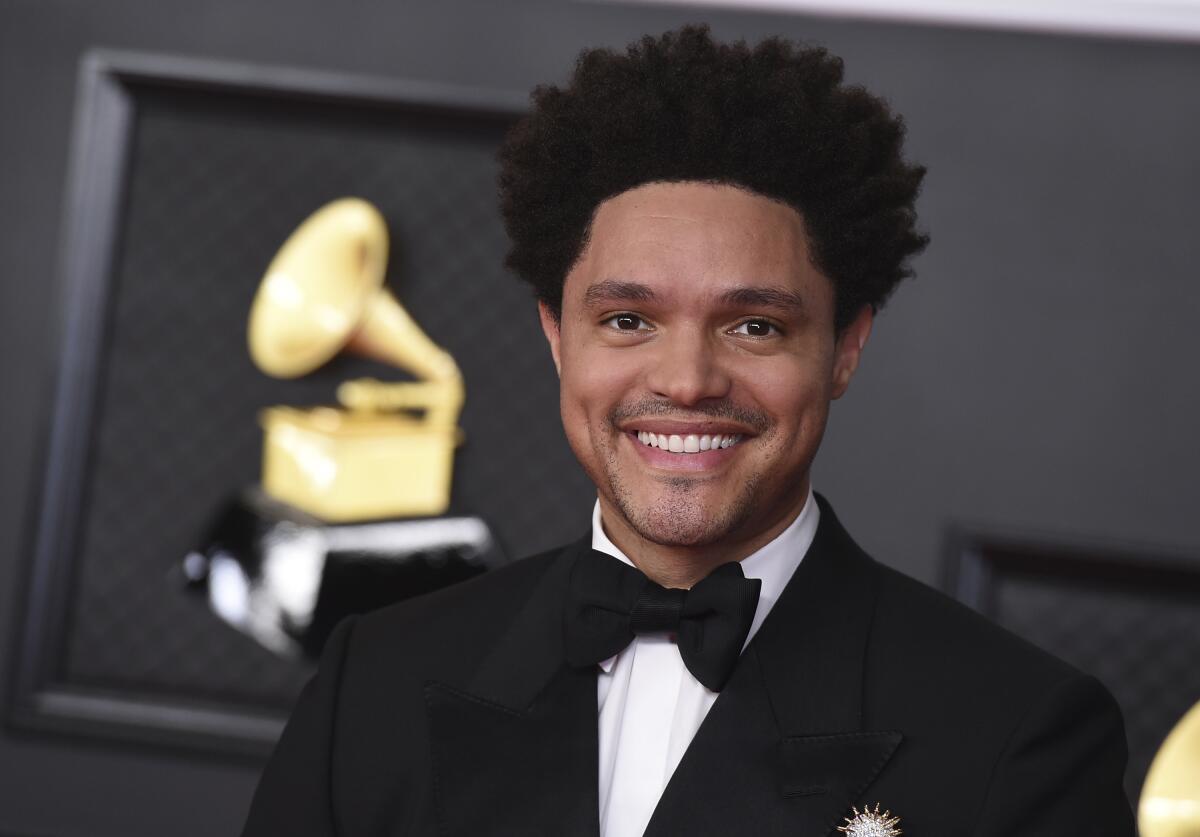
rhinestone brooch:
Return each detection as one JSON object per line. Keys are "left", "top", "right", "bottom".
{"left": 837, "top": 802, "right": 902, "bottom": 836}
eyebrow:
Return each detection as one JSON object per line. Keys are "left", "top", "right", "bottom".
{"left": 720, "top": 285, "right": 807, "bottom": 314}
{"left": 582, "top": 279, "right": 807, "bottom": 314}
{"left": 583, "top": 279, "right": 659, "bottom": 307}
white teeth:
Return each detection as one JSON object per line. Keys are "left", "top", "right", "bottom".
{"left": 633, "top": 431, "right": 744, "bottom": 454}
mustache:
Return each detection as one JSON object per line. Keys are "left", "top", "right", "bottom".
{"left": 608, "top": 398, "right": 771, "bottom": 434}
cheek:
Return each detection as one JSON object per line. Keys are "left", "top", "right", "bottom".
{"left": 557, "top": 346, "right": 634, "bottom": 441}
{"left": 745, "top": 360, "right": 831, "bottom": 423}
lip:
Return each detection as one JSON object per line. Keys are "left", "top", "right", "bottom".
{"left": 623, "top": 429, "right": 745, "bottom": 472}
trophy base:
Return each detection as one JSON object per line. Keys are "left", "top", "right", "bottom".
{"left": 183, "top": 487, "right": 506, "bottom": 658}
{"left": 259, "top": 405, "right": 459, "bottom": 522}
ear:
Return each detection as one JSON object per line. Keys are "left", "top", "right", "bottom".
{"left": 538, "top": 301, "right": 562, "bottom": 377}
{"left": 831, "top": 305, "right": 873, "bottom": 400}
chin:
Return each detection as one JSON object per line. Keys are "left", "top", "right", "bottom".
{"left": 618, "top": 488, "right": 757, "bottom": 549}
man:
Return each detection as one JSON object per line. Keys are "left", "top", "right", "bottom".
{"left": 243, "top": 26, "right": 1134, "bottom": 836}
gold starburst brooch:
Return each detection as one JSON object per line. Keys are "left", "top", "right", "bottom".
{"left": 837, "top": 802, "right": 902, "bottom": 836}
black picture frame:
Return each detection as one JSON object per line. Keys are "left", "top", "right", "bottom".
{"left": 4, "top": 49, "right": 525, "bottom": 759}
{"left": 944, "top": 527, "right": 1200, "bottom": 616}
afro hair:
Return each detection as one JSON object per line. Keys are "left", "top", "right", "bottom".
{"left": 498, "top": 24, "right": 929, "bottom": 333}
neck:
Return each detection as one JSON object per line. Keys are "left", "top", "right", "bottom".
{"left": 598, "top": 487, "right": 810, "bottom": 589}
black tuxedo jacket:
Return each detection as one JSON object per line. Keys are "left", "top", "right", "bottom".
{"left": 242, "top": 496, "right": 1134, "bottom": 836}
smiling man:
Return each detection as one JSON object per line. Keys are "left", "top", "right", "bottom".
{"left": 542, "top": 182, "right": 867, "bottom": 591}
{"left": 243, "top": 26, "right": 1134, "bottom": 837}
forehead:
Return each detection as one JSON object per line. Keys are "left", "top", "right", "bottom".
{"left": 567, "top": 181, "right": 825, "bottom": 305}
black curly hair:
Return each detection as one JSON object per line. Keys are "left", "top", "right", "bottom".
{"left": 498, "top": 24, "right": 929, "bottom": 334}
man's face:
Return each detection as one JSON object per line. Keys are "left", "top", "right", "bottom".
{"left": 540, "top": 181, "right": 871, "bottom": 557}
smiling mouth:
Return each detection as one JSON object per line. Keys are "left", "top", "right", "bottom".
{"left": 633, "top": 430, "right": 745, "bottom": 454}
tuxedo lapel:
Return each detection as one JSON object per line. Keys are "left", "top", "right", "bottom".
{"left": 645, "top": 496, "right": 902, "bottom": 836}
{"left": 425, "top": 536, "right": 600, "bottom": 836}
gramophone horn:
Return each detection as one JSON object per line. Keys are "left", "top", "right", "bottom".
{"left": 248, "top": 197, "right": 459, "bottom": 383}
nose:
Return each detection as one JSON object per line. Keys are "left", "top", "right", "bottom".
{"left": 643, "top": 325, "right": 733, "bottom": 406}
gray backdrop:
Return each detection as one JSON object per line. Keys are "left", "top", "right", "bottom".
{"left": 2, "top": 0, "right": 1198, "bottom": 834}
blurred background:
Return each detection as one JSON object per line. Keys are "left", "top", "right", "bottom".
{"left": 1, "top": 0, "right": 1198, "bottom": 834}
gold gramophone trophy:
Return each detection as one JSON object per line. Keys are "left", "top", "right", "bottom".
{"left": 248, "top": 197, "right": 462, "bottom": 521}
{"left": 183, "top": 198, "right": 505, "bottom": 657}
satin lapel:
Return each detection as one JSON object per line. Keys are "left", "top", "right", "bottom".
{"left": 425, "top": 536, "right": 600, "bottom": 837}
{"left": 645, "top": 496, "right": 902, "bottom": 837}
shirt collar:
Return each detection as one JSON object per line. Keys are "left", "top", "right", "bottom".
{"left": 588, "top": 489, "right": 820, "bottom": 673}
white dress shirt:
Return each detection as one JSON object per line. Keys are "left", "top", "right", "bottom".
{"left": 590, "top": 490, "right": 820, "bottom": 837}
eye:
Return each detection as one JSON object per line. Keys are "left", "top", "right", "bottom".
{"left": 603, "top": 313, "right": 650, "bottom": 332}
{"left": 732, "top": 319, "right": 779, "bottom": 337}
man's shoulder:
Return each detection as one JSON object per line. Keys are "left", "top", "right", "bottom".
{"left": 813, "top": 497, "right": 1082, "bottom": 695}
{"left": 346, "top": 540, "right": 574, "bottom": 666}
{"left": 864, "top": 556, "right": 1099, "bottom": 732}
{"left": 872, "top": 559, "right": 1077, "bottom": 683}
{"left": 858, "top": 555, "right": 1132, "bottom": 827}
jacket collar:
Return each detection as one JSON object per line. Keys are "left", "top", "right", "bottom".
{"left": 755, "top": 492, "right": 879, "bottom": 735}
{"left": 424, "top": 535, "right": 600, "bottom": 835}
{"left": 643, "top": 494, "right": 902, "bottom": 835}
{"left": 464, "top": 533, "right": 589, "bottom": 710}
{"left": 425, "top": 495, "right": 901, "bottom": 836}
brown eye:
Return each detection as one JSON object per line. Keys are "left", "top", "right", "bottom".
{"left": 605, "top": 314, "right": 647, "bottom": 331}
{"left": 734, "top": 319, "right": 778, "bottom": 337}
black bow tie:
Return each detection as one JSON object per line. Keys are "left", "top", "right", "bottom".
{"left": 564, "top": 549, "right": 762, "bottom": 692}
